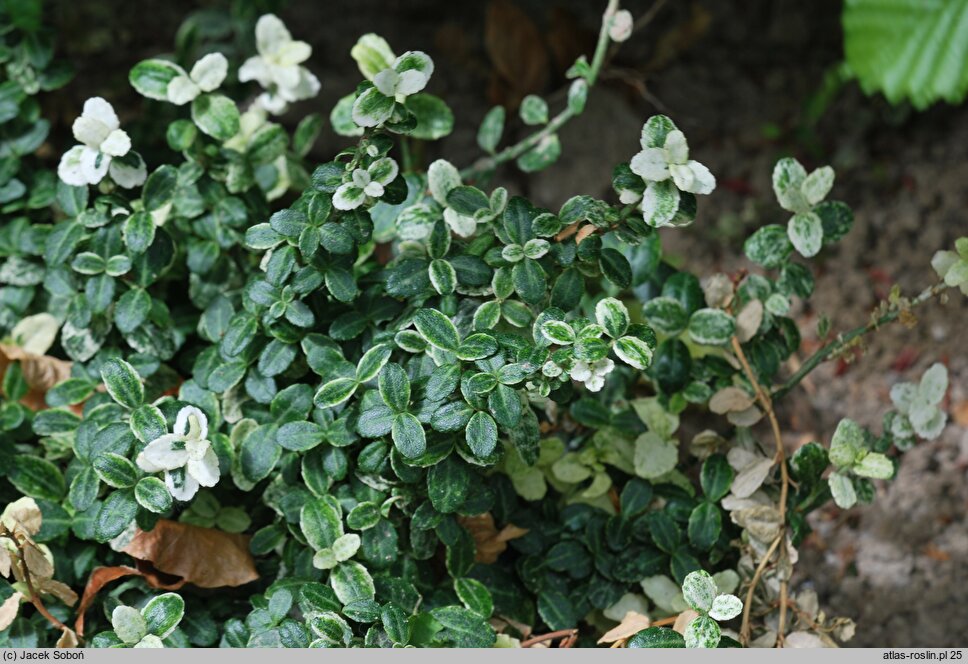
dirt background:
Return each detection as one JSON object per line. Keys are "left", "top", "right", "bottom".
{"left": 46, "top": 0, "right": 968, "bottom": 647}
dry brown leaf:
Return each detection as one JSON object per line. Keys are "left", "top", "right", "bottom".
{"left": 0, "top": 344, "right": 72, "bottom": 411}
{"left": 74, "top": 566, "right": 144, "bottom": 637}
{"left": 952, "top": 400, "right": 968, "bottom": 427}
{"left": 672, "top": 609, "right": 699, "bottom": 635}
{"left": 35, "top": 578, "right": 78, "bottom": 607}
{"left": 736, "top": 299, "right": 764, "bottom": 343}
{"left": 0, "top": 548, "right": 10, "bottom": 577}
{"left": 0, "top": 592, "right": 23, "bottom": 631}
{"left": 122, "top": 520, "right": 259, "bottom": 589}
{"left": 458, "top": 513, "right": 529, "bottom": 564}
{"left": 23, "top": 542, "right": 53, "bottom": 579}
{"left": 597, "top": 611, "right": 651, "bottom": 644}
{"left": 485, "top": 0, "right": 549, "bottom": 107}
{"left": 709, "top": 386, "right": 755, "bottom": 414}
{"left": 56, "top": 627, "right": 79, "bottom": 648}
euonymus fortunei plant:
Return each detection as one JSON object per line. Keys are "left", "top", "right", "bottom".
{"left": 0, "top": 0, "right": 962, "bottom": 650}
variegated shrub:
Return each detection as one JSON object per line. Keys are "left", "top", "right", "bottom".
{"left": 0, "top": 0, "right": 962, "bottom": 650}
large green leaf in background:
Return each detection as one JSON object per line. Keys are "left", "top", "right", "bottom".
{"left": 843, "top": 0, "right": 968, "bottom": 109}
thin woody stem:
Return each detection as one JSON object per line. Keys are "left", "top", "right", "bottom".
{"left": 731, "top": 336, "right": 790, "bottom": 647}
{"left": 461, "top": 0, "right": 621, "bottom": 180}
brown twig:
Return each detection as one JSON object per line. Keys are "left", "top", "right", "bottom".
{"left": 521, "top": 628, "right": 579, "bottom": 648}
{"left": 738, "top": 533, "right": 782, "bottom": 645}
{"left": 731, "top": 336, "right": 791, "bottom": 647}
{"left": 15, "top": 549, "right": 70, "bottom": 634}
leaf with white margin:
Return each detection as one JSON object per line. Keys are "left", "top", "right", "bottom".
{"left": 708, "top": 594, "right": 743, "bottom": 621}
{"left": 351, "top": 34, "right": 396, "bottom": 80}
{"left": 351, "top": 87, "right": 395, "bottom": 128}
{"left": 595, "top": 297, "right": 629, "bottom": 338}
{"left": 788, "top": 212, "right": 823, "bottom": 258}
{"left": 802, "top": 166, "right": 834, "bottom": 206}
{"left": 614, "top": 336, "right": 653, "bottom": 370}
{"left": 681, "top": 570, "right": 717, "bottom": 613}
{"left": 10, "top": 313, "right": 59, "bottom": 355}
{"left": 427, "top": 159, "right": 461, "bottom": 206}
{"left": 828, "top": 472, "right": 857, "bottom": 509}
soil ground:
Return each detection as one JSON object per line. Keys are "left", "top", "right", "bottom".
{"left": 49, "top": 0, "right": 968, "bottom": 646}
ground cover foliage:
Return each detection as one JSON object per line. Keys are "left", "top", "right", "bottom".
{"left": 1, "top": 0, "right": 965, "bottom": 649}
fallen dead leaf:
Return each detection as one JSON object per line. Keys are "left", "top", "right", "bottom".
{"left": 922, "top": 544, "right": 951, "bottom": 562}
{"left": 597, "top": 610, "right": 651, "bottom": 644}
{"left": 122, "top": 520, "right": 259, "bottom": 589}
{"left": 458, "top": 513, "right": 529, "bottom": 564}
{"left": 56, "top": 627, "right": 79, "bottom": 648}
{"left": 672, "top": 609, "right": 699, "bottom": 635}
{"left": 0, "top": 592, "right": 23, "bottom": 631}
{"left": 952, "top": 400, "right": 968, "bottom": 427}
{"left": 709, "top": 386, "right": 755, "bottom": 414}
{"left": 0, "top": 343, "right": 72, "bottom": 411}
{"left": 74, "top": 566, "right": 145, "bottom": 637}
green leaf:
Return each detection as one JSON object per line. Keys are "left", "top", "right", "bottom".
{"left": 687, "top": 308, "right": 736, "bottom": 346}
{"left": 446, "top": 185, "right": 490, "bottom": 216}
{"left": 381, "top": 604, "right": 411, "bottom": 644}
{"left": 135, "top": 477, "right": 172, "bottom": 514}
{"left": 627, "top": 627, "right": 686, "bottom": 648}
{"left": 519, "top": 94, "right": 548, "bottom": 125}
{"left": 614, "top": 336, "right": 654, "bottom": 370}
{"left": 537, "top": 589, "right": 576, "bottom": 631}
{"left": 69, "top": 468, "right": 100, "bottom": 511}
{"left": 700, "top": 454, "right": 734, "bottom": 501}
{"left": 488, "top": 383, "right": 521, "bottom": 428}
{"left": 191, "top": 93, "right": 240, "bottom": 140}
{"left": 477, "top": 106, "right": 505, "bottom": 153}
{"left": 413, "top": 308, "right": 460, "bottom": 352}
{"left": 430, "top": 606, "right": 496, "bottom": 648}
{"left": 511, "top": 258, "right": 546, "bottom": 304}
{"left": 643, "top": 296, "right": 688, "bottom": 335}
{"left": 129, "top": 59, "right": 182, "bottom": 100}
{"left": 744, "top": 224, "right": 793, "bottom": 268}
{"left": 92, "top": 453, "right": 138, "bottom": 489}
{"left": 112, "top": 606, "right": 147, "bottom": 645}
{"left": 844, "top": 0, "right": 968, "bottom": 109}
{"left": 46, "top": 378, "right": 95, "bottom": 407}
{"left": 427, "top": 455, "right": 469, "bottom": 513}
{"left": 379, "top": 363, "right": 411, "bottom": 412}
{"left": 684, "top": 614, "right": 721, "bottom": 648}
{"left": 352, "top": 87, "right": 394, "bottom": 127}
{"left": 681, "top": 570, "right": 717, "bottom": 613}
{"left": 9, "top": 455, "right": 66, "bottom": 501}
{"left": 143, "top": 165, "right": 178, "bottom": 213}
{"left": 405, "top": 93, "right": 454, "bottom": 140}
{"left": 314, "top": 377, "right": 358, "bottom": 409}
{"left": 330, "top": 561, "right": 375, "bottom": 604}
{"left": 465, "top": 411, "right": 497, "bottom": 457}
{"left": 595, "top": 297, "right": 630, "bottom": 338}
{"left": 100, "top": 358, "right": 144, "bottom": 409}
{"left": 141, "top": 593, "right": 184, "bottom": 638}
{"left": 392, "top": 413, "right": 426, "bottom": 459}
{"left": 454, "top": 578, "right": 494, "bottom": 618}
{"left": 95, "top": 489, "right": 138, "bottom": 542}
{"left": 277, "top": 421, "right": 326, "bottom": 452}
{"left": 33, "top": 407, "right": 81, "bottom": 435}
{"left": 772, "top": 157, "right": 808, "bottom": 213}
{"left": 355, "top": 344, "right": 392, "bottom": 383}
{"left": 687, "top": 502, "right": 722, "bottom": 551}
{"left": 517, "top": 133, "right": 561, "bottom": 173}
{"left": 301, "top": 497, "right": 344, "bottom": 550}
{"left": 429, "top": 259, "right": 457, "bottom": 295}
{"left": 115, "top": 288, "right": 151, "bottom": 334}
